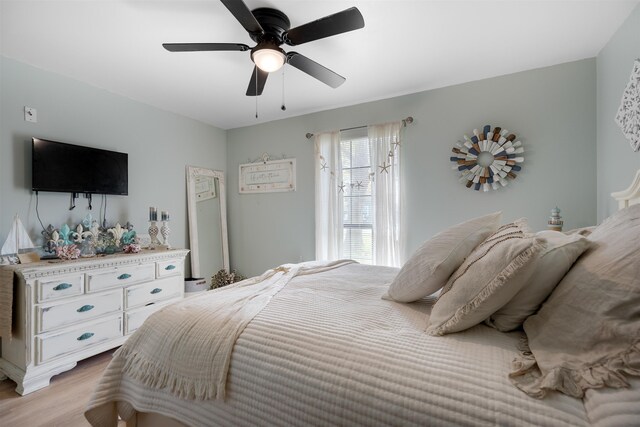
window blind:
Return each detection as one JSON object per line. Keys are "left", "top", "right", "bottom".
{"left": 340, "top": 128, "right": 373, "bottom": 264}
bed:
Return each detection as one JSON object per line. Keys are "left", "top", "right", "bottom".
{"left": 85, "top": 171, "right": 640, "bottom": 427}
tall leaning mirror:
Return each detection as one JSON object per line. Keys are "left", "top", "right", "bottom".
{"left": 186, "top": 166, "right": 229, "bottom": 282}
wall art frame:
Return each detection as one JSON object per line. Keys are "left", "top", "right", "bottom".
{"left": 450, "top": 124, "right": 524, "bottom": 191}
{"left": 239, "top": 158, "right": 296, "bottom": 194}
{"left": 615, "top": 58, "right": 640, "bottom": 152}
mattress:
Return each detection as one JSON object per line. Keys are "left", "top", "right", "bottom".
{"left": 87, "top": 263, "right": 594, "bottom": 426}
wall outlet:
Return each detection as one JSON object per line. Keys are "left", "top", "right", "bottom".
{"left": 24, "top": 107, "right": 37, "bottom": 123}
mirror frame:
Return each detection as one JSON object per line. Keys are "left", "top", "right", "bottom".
{"left": 186, "top": 166, "right": 229, "bottom": 278}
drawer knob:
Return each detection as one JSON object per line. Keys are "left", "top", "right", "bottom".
{"left": 77, "top": 332, "right": 94, "bottom": 341}
{"left": 77, "top": 304, "right": 95, "bottom": 313}
{"left": 53, "top": 283, "right": 73, "bottom": 291}
{"left": 117, "top": 273, "right": 132, "bottom": 280}
{"left": 165, "top": 265, "right": 176, "bottom": 271}
{"left": 150, "top": 288, "right": 162, "bottom": 294}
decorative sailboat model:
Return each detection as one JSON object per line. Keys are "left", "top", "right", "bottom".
{"left": 1, "top": 215, "right": 39, "bottom": 265}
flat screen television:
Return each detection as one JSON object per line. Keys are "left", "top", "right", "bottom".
{"left": 32, "top": 137, "right": 128, "bottom": 195}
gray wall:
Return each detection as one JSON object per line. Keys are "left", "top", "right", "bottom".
{"left": 596, "top": 4, "right": 640, "bottom": 220}
{"left": 0, "top": 55, "right": 602, "bottom": 279}
{"left": 0, "top": 56, "right": 227, "bottom": 271}
{"left": 228, "top": 59, "right": 597, "bottom": 276}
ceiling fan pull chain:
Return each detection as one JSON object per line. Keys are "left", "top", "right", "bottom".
{"left": 255, "top": 68, "right": 259, "bottom": 119}
{"left": 281, "top": 65, "right": 286, "bottom": 111}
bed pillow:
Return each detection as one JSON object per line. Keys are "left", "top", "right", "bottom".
{"left": 486, "top": 230, "right": 592, "bottom": 332}
{"left": 510, "top": 204, "right": 640, "bottom": 399}
{"left": 426, "top": 219, "right": 546, "bottom": 336}
{"left": 563, "top": 226, "right": 596, "bottom": 237}
{"left": 386, "top": 212, "right": 502, "bottom": 303}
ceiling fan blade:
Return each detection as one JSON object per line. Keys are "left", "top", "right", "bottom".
{"left": 163, "top": 43, "right": 250, "bottom": 52}
{"left": 220, "top": 0, "right": 264, "bottom": 36}
{"left": 246, "top": 66, "right": 269, "bottom": 96}
{"left": 284, "top": 7, "right": 364, "bottom": 46}
{"left": 287, "top": 52, "right": 345, "bottom": 88}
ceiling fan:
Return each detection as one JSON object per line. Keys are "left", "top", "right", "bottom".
{"left": 162, "top": 0, "right": 365, "bottom": 96}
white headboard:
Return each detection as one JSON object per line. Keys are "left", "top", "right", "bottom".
{"left": 611, "top": 169, "right": 640, "bottom": 210}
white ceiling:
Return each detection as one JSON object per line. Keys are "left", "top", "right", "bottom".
{"left": 1, "top": 1, "right": 637, "bottom": 130}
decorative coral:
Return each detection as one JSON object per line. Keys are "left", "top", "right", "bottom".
{"left": 123, "top": 243, "right": 141, "bottom": 254}
{"left": 211, "top": 269, "right": 246, "bottom": 290}
{"left": 56, "top": 244, "right": 81, "bottom": 260}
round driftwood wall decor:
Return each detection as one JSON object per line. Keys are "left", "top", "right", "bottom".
{"left": 450, "top": 125, "right": 524, "bottom": 191}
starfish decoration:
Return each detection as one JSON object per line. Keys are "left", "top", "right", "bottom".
{"left": 338, "top": 183, "right": 345, "bottom": 193}
{"left": 379, "top": 161, "right": 390, "bottom": 174}
{"left": 320, "top": 162, "right": 328, "bottom": 171}
{"left": 355, "top": 181, "right": 364, "bottom": 189}
{"left": 392, "top": 140, "right": 401, "bottom": 149}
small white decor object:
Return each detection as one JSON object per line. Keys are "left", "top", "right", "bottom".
{"left": 148, "top": 221, "right": 160, "bottom": 249}
{"left": 1, "top": 215, "right": 37, "bottom": 265}
{"left": 185, "top": 277, "right": 209, "bottom": 294}
{"left": 615, "top": 59, "right": 640, "bottom": 152}
{"left": 161, "top": 221, "right": 171, "bottom": 249}
{"left": 547, "top": 206, "right": 564, "bottom": 231}
{"left": 450, "top": 124, "right": 524, "bottom": 191}
{"left": 239, "top": 157, "right": 296, "bottom": 194}
{"left": 107, "top": 223, "right": 126, "bottom": 247}
{"left": 1, "top": 215, "right": 35, "bottom": 254}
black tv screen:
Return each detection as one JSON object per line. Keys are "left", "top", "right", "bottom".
{"left": 32, "top": 138, "right": 128, "bottom": 195}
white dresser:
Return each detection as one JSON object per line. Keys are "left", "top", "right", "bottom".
{"left": 0, "top": 248, "right": 188, "bottom": 395}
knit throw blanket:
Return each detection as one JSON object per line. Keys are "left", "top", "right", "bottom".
{"left": 114, "top": 259, "right": 356, "bottom": 401}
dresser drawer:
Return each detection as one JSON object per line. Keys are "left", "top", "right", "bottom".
{"left": 124, "top": 298, "right": 178, "bottom": 335}
{"left": 157, "top": 259, "right": 184, "bottom": 278}
{"left": 125, "top": 276, "right": 182, "bottom": 309}
{"left": 36, "top": 290, "right": 122, "bottom": 334}
{"left": 36, "top": 315, "right": 122, "bottom": 364}
{"left": 36, "top": 274, "right": 84, "bottom": 303}
{"left": 86, "top": 263, "right": 155, "bottom": 292}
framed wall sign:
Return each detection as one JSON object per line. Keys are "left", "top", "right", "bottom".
{"left": 239, "top": 158, "right": 296, "bottom": 194}
{"left": 195, "top": 175, "right": 216, "bottom": 201}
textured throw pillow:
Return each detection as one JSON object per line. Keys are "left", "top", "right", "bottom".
{"left": 563, "top": 226, "right": 596, "bottom": 237}
{"left": 386, "top": 212, "right": 502, "bottom": 303}
{"left": 487, "top": 230, "right": 592, "bottom": 332}
{"left": 426, "top": 219, "right": 546, "bottom": 336}
{"left": 510, "top": 204, "right": 640, "bottom": 399}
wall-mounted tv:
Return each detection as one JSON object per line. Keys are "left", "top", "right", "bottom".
{"left": 32, "top": 137, "right": 128, "bottom": 195}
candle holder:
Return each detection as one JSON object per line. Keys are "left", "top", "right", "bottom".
{"left": 148, "top": 221, "right": 161, "bottom": 249}
{"left": 160, "top": 221, "right": 171, "bottom": 249}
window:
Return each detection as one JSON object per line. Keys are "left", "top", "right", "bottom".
{"left": 341, "top": 130, "right": 373, "bottom": 264}
{"left": 315, "top": 122, "right": 402, "bottom": 267}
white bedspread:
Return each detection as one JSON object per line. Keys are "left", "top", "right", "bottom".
{"left": 113, "top": 259, "right": 355, "bottom": 400}
{"left": 86, "top": 263, "right": 603, "bottom": 426}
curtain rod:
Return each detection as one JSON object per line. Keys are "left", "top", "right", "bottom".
{"left": 305, "top": 116, "right": 413, "bottom": 140}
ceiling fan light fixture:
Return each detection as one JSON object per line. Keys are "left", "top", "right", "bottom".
{"left": 252, "top": 47, "right": 286, "bottom": 72}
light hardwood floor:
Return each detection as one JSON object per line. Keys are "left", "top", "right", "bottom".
{"left": 0, "top": 350, "right": 116, "bottom": 427}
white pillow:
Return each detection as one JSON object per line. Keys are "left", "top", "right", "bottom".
{"left": 386, "top": 212, "right": 502, "bottom": 303}
{"left": 427, "top": 219, "right": 546, "bottom": 336}
{"left": 510, "top": 204, "right": 640, "bottom": 398}
{"left": 487, "top": 230, "right": 592, "bottom": 332}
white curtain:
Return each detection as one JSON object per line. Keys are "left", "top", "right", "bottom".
{"left": 314, "top": 131, "right": 343, "bottom": 261}
{"left": 368, "top": 122, "right": 402, "bottom": 267}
